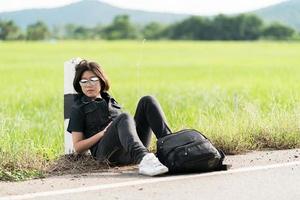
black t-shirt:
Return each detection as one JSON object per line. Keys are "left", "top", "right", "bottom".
{"left": 67, "top": 92, "right": 122, "bottom": 156}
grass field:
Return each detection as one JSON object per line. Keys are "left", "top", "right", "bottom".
{"left": 0, "top": 40, "right": 299, "bottom": 180}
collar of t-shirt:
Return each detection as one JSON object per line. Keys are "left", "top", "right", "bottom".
{"left": 81, "top": 93, "right": 110, "bottom": 104}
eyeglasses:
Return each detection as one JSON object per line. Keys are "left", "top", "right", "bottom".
{"left": 79, "top": 77, "right": 99, "bottom": 87}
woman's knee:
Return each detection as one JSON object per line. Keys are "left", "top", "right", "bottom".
{"left": 119, "top": 112, "right": 131, "bottom": 118}
{"left": 117, "top": 112, "right": 133, "bottom": 122}
{"left": 139, "top": 95, "right": 156, "bottom": 105}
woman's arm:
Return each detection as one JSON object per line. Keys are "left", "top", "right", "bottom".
{"left": 72, "top": 122, "right": 112, "bottom": 154}
{"left": 72, "top": 130, "right": 104, "bottom": 153}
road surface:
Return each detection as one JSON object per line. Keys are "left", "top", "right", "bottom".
{"left": 1, "top": 149, "right": 299, "bottom": 200}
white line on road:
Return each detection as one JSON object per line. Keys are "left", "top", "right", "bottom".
{"left": 1, "top": 161, "right": 299, "bottom": 200}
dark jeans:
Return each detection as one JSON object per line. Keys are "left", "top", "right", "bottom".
{"left": 95, "top": 96, "right": 171, "bottom": 165}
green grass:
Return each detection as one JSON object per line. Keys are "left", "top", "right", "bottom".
{"left": 0, "top": 40, "right": 299, "bottom": 181}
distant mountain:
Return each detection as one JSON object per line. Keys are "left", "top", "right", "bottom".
{"left": 0, "top": 0, "right": 299, "bottom": 31}
{"left": 253, "top": 0, "right": 300, "bottom": 31}
{"left": 0, "top": 0, "right": 188, "bottom": 29}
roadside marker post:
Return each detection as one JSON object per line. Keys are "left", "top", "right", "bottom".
{"left": 64, "top": 58, "right": 82, "bottom": 154}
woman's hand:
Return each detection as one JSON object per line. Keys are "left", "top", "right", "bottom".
{"left": 72, "top": 121, "right": 113, "bottom": 154}
{"left": 103, "top": 121, "right": 112, "bottom": 134}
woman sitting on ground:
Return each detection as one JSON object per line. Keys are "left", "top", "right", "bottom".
{"left": 67, "top": 59, "right": 171, "bottom": 176}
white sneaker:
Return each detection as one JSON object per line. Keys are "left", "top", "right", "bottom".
{"left": 138, "top": 153, "right": 169, "bottom": 176}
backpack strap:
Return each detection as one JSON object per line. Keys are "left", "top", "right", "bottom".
{"left": 215, "top": 149, "right": 231, "bottom": 171}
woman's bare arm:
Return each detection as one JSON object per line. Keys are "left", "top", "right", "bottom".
{"left": 72, "top": 122, "right": 112, "bottom": 153}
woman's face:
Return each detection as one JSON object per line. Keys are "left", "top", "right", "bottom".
{"left": 80, "top": 70, "right": 101, "bottom": 99}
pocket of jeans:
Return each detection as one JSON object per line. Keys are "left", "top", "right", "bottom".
{"left": 111, "top": 104, "right": 121, "bottom": 109}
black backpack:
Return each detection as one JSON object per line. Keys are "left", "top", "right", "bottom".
{"left": 156, "top": 129, "right": 226, "bottom": 174}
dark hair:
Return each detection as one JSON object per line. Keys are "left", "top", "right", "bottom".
{"left": 73, "top": 59, "right": 110, "bottom": 94}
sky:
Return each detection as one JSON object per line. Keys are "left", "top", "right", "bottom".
{"left": 0, "top": 0, "right": 287, "bottom": 15}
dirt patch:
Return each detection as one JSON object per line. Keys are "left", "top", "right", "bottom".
{"left": 45, "top": 154, "right": 137, "bottom": 177}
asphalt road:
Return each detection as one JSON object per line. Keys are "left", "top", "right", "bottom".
{"left": 1, "top": 149, "right": 300, "bottom": 200}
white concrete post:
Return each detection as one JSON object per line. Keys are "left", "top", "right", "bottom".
{"left": 64, "top": 58, "right": 82, "bottom": 154}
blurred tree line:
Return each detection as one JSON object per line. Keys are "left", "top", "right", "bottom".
{"left": 0, "top": 14, "right": 298, "bottom": 41}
